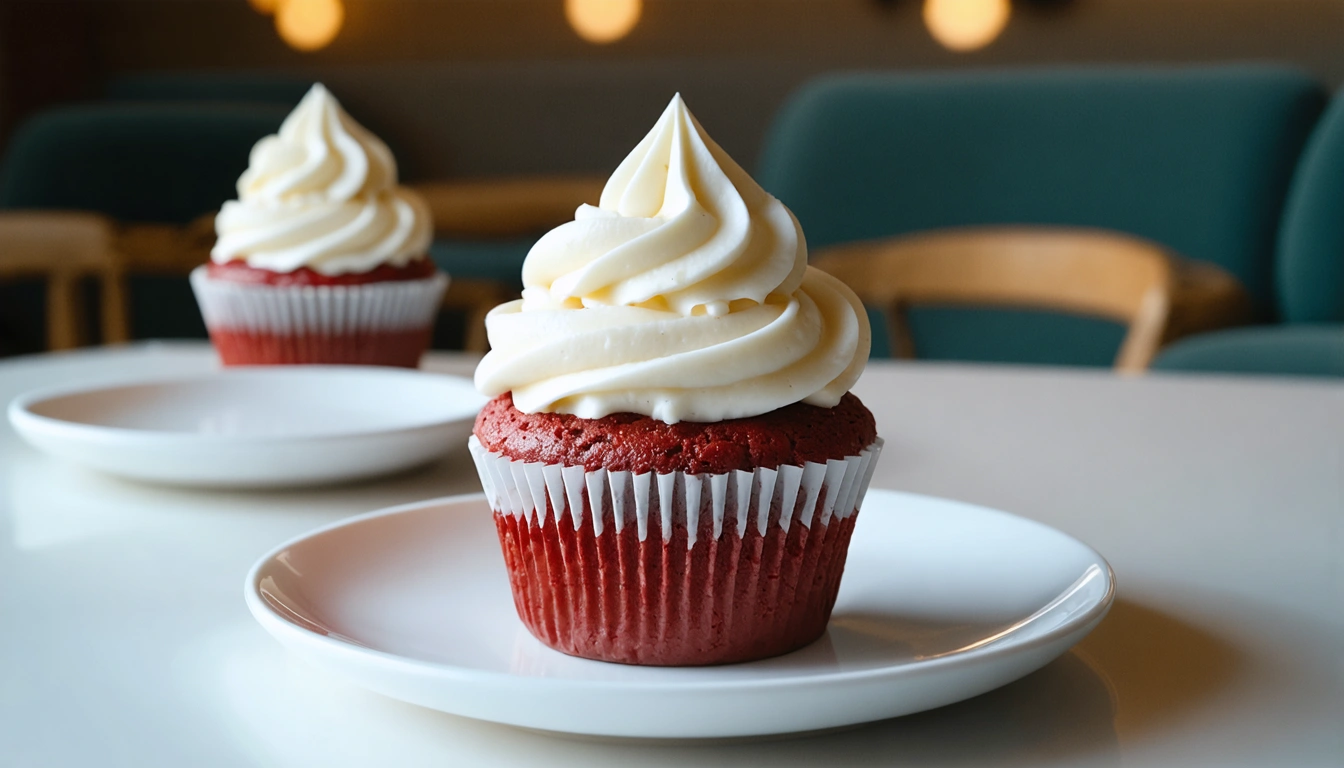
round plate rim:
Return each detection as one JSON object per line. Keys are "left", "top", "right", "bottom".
{"left": 245, "top": 489, "right": 1116, "bottom": 694}
{"left": 7, "top": 366, "right": 486, "bottom": 447}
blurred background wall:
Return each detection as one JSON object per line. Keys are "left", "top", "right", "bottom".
{"left": 3, "top": 0, "right": 1342, "bottom": 179}
{"left": 1, "top": 0, "right": 1341, "bottom": 368}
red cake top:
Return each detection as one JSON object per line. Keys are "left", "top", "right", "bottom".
{"left": 206, "top": 257, "right": 436, "bottom": 287}
{"left": 474, "top": 392, "right": 877, "bottom": 474}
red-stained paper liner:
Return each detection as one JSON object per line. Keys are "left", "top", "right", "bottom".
{"left": 467, "top": 434, "right": 883, "bottom": 666}
{"left": 190, "top": 266, "right": 449, "bottom": 367}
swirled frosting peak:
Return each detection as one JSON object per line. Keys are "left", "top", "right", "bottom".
{"left": 475, "top": 94, "right": 870, "bottom": 424}
{"left": 211, "top": 83, "right": 432, "bottom": 275}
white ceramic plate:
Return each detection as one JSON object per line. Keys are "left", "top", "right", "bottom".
{"left": 246, "top": 489, "right": 1114, "bottom": 738}
{"left": 8, "top": 367, "right": 487, "bottom": 488}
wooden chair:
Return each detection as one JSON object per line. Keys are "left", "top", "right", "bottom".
{"left": 1163, "top": 258, "right": 1255, "bottom": 344}
{"left": 409, "top": 175, "right": 605, "bottom": 351}
{"left": 0, "top": 211, "right": 129, "bottom": 351}
{"left": 812, "top": 227, "right": 1176, "bottom": 372}
{"left": 115, "top": 215, "right": 216, "bottom": 275}
{"left": 411, "top": 176, "right": 606, "bottom": 238}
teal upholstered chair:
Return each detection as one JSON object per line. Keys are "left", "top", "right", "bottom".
{"left": 758, "top": 67, "right": 1326, "bottom": 366}
{"left": 0, "top": 103, "right": 287, "bottom": 224}
{"left": 429, "top": 239, "right": 533, "bottom": 287}
{"left": 103, "top": 73, "right": 313, "bottom": 107}
{"left": 1276, "top": 89, "right": 1344, "bottom": 325}
{"left": 1153, "top": 90, "right": 1344, "bottom": 378}
{"left": 1152, "top": 326, "right": 1344, "bottom": 378}
{"left": 0, "top": 103, "right": 289, "bottom": 342}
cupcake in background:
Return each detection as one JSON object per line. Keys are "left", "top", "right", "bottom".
{"left": 470, "top": 94, "right": 880, "bottom": 666}
{"left": 192, "top": 83, "right": 446, "bottom": 367}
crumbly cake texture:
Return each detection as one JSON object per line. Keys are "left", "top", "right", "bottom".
{"left": 206, "top": 257, "right": 436, "bottom": 287}
{"left": 473, "top": 392, "right": 877, "bottom": 474}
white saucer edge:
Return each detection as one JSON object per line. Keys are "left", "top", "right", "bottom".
{"left": 7, "top": 369, "right": 483, "bottom": 488}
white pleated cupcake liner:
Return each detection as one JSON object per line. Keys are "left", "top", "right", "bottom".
{"left": 467, "top": 435, "right": 883, "bottom": 548}
{"left": 190, "top": 265, "right": 449, "bottom": 335}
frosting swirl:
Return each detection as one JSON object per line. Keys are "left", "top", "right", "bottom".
{"left": 474, "top": 94, "right": 869, "bottom": 424}
{"left": 212, "top": 83, "right": 432, "bottom": 275}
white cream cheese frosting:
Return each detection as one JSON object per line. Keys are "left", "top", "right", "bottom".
{"left": 474, "top": 94, "right": 870, "bottom": 424}
{"left": 211, "top": 83, "right": 432, "bottom": 275}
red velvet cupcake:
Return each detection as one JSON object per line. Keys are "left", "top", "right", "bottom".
{"left": 471, "top": 392, "right": 879, "bottom": 665}
{"left": 191, "top": 84, "right": 446, "bottom": 367}
{"left": 469, "top": 95, "right": 878, "bottom": 666}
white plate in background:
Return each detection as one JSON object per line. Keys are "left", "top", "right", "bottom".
{"left": 246, "top": 489, "right": 1114, "bottom": 738}
{"left": 8, "top": 366, "right": 487, "bottom": 488}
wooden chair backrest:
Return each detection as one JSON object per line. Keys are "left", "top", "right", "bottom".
{"left": 0, "top": 211, "right": 129, "bottom": 350}
{"left": 409, "top": 175, "right": 605, "bottom": 351}
{"left": 118, "top": 175, "right": 610, "bottom": 272}
{"left": 812, "top": 227, "right": 1174, "bottom": 372}
{"left": 409, "top": 175, "right": 606, "bottom": 238}
{"left": 116, "top": 214, "right": 215, "bottom": 274}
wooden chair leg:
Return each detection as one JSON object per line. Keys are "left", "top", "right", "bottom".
{"left": 887, "top": 301, "right": 917, "bottom": 359}
{"left": 465, "top": 303, "right": 492, "bottom": 353}
{"left": 1115, "top": 286, "right": 1171, "bottom": 373}
{"left": 45, "top": 270, "right": 80, "bottom": 350}
{"left": 466, "top": 283, "right": 520, "bottom": 352}
{"left": 100, "top": 267, "right": 131, "bottom": 344}
{"left": 441, "top": 278, "right": 515, "bottom": 353}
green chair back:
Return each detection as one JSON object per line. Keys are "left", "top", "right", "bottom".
{"left": 1276, "top": 91, "right": 1344, "bottom": 323}
{"left": 0, "top": 103, "right": 288, "bottom": 343}
{"left": 1153, "top": 325, "right": 1344, "bottom": 378}
{"left": 429, "top": 239, "right": 532, "bottom": 285}
{"left": 758, "top": 67, "right": 1326, "bottom": 365}
{"left": 1153, "top": 89, "right": 1344, "bottom": 379}
{"left": 0, "top": 103, "right": 288, "bottom": 224}
{"left": 103, "top": 73, "right": 313, "bottom": 107}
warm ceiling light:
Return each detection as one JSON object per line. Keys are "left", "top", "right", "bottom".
{"left": 923, "top": 0, "right": 1012, "bottom": 52}
{"left": 565, "top": 0, "right": 642, "bottom": 44}
{"left": 275, "top": 0, "right": 344, "bottom": 52}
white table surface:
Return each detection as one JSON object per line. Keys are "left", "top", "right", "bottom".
{"left": 1, "top": 341, "right": 1340, "bottom": 767}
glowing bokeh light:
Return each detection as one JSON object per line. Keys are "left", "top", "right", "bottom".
{"left": 248, "top": 0, "right": 280, "bottom": 15}
{"left": 275, "top": 0, "right": 345, "bottom": 52}
{"left": 923, "top": 0, "right": 1012, "bottom": 52}
{"left": 565, "top": 0, "right": 642, "bottom": 44}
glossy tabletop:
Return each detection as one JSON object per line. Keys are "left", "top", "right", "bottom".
{"left": 1, "top": 342, "right": 1340, "bottom": 767}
